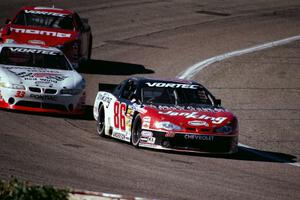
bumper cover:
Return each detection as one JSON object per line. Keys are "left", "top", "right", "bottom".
{"left": 139, "top": 130, "right": 238, "bottom": 154}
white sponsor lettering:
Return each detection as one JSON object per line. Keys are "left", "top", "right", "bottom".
{"left": 145, "top": 82, "right": 198, "bottom": 89}
{"left": 9, "top": 47, "right": 59, "bottom": 55}
{"left": 24, "top": 10, "right": 67, "bottom": 17}
{"left": 147, "top": 137, "right": 156, "bottom": 144}
{"left": 184, "top": 134, "right": 214, "bottom": 141}
{"left": 188, "top": 120, "right": 209, "bottom": 127}
{"left": 112, "top": 132, "right": 126, "bottom": 140}
{"left": 158, "top": 111, "right": 227, "bottom": 124}
{"left": 10, "top": 27, "right": 71, "bottom": 38}
{"left": 30, "top": 94, "right": 56, "bottom": 101}
{"left": 141, "top": 131, "right": 153, "bottom": 137}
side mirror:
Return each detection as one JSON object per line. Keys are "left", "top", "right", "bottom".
{"left": 5, "top": 19, "right": 11, "bottom": 24}
{"left": 215, "top": 99, "right": 221, "bottom": 106}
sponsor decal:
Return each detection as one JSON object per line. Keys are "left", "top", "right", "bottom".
{"left": 184, "top": 134, "right": 214, "bottom": 141}
{"left": 142, "top": 122, "right": 150, "bottom": 129}
{"left": 126, "top": 107, "right": 134, "bottom": 116}
{"left": 34, "top": 81, "right": 53, "bottom": 87}
{"left": 125, "top": 118, "right": 132, "bottom": 131}
{"left": 188, "top": 120, "right": 209, "bottom": 127}
{"left": 9, "top": 47, "right": 60, "bottom": 55}
{"left": 158, "top": 105, "right": 185, "bottom": 110}
{"left": 112, "top": 132, "right": 125, "bottom": 140}
{"left": 158, "top": 111, "right": 227, "bottom": 124}
{"left": 154, "top": 105, "right": 226, "bottom": 112}
{"left": 24, "top": 9, "right": 67, "bottom": 17}
{"left": 97, "top": 94, "right": 112, "bottom": 106}
{"left": 145, "top": 82, "right": 198, "bottom": 89}
{"left": 10, "top": 27, "right": 71, "bottom": 38}
{"left": 15, "top": 72, "right": 68, "bottom": 84}
{"left": 131, "top": 103, "right": 147, "bottom": 114}
{"left": 147, "top": 137, "right": 156, "bottom": 144}
{"left": 143, "top": 116, "right": 151, "bottom": 122}
{"left": 165, "top": 132, "right": 176, "bottom": 138}
{"left": 15, "top": 91, "right": 25, "bottom": 98}
{"left": 4, "top": 66, "right": 60, "bottom": 72}
{"left": 142, "top": 116, "right": 151, "bottom": 129}
{"left": 30, "top": 94, "right": 56, "bottom": 101}
{"left": 141, "top": 131, "right": 153, "bottom": 137}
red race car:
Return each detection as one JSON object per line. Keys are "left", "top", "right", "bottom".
{"left": 0, "top": 6, "right": 92, "bottom": 68}
{"left": 93, "top": 77, "right": 239, "bottom": 154}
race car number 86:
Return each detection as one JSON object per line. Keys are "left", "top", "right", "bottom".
{"left": 114, "top": 101, "right": 126, "bottom": 131}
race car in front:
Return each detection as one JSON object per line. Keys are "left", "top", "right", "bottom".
{"left": 93, "top": 77, "right": 238, "bottom": 154}
{"left": 0, "top": 43, "right": 85, "bottom": 114}
{"left": 0, "top": 6, "right": 92, "bottom": 68}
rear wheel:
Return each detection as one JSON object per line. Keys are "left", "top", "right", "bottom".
{"left": 97, "top": 104, "right": 106, "bottom": 137}
{"left": 131, "top": 114, "right": 142, "bottom": 147}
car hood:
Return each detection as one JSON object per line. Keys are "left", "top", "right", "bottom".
{"left": 143, "top": 104, "right": 235, "bottom": 128}
{"left": 6, "top": 25, "right": 77, "bottom": 46}
{"left": 0, "top": 65, "right": 83, "bottom": 89}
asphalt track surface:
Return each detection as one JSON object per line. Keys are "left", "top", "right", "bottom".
{"left": 0, "top": 1, "right": 300, "bottom": 199}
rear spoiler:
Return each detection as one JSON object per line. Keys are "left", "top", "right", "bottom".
{"left": 98, "top": 83, "right": 118, "bottom": 92}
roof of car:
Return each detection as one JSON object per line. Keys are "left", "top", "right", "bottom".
{"left": 20, "top": 6, "right": 74, "bottom": 15}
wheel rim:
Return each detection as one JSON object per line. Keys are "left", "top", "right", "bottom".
{"left": 133, "top": 120, "right": 141, "bottom": 145}
{"left": 97, "top": 106, "right": 105, "bottom": 135}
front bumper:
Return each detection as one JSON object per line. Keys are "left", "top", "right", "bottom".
{"left": 139, "top": 130, "right": 238, "bottom": 154}
{"left": 0, "top": 87, "right": 85, "bottom": 115}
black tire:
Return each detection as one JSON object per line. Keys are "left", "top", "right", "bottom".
{"left": 96, "top": 104, "right": 106, "bottom": 137}
{"left": 131, "top": 114, "right": 142, "bottom": 147}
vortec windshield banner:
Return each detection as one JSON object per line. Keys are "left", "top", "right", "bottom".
{"left": 9, "top": 47, "right": 60, "bottom": 55}
{"left": 24, "top": 10, "right": 67, "bottom": 17}
{"left": 145, "top": 82, "right": 198, "bottom": 89}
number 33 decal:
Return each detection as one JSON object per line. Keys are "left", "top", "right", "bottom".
{"left": 15, "top": 91, "right": 25, "bottom": 98}
{"left": 114, "top": 101, "right": 127, "bottom": 131}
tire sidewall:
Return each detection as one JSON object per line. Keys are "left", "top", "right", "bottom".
{"left": 131, "top": 114, "right": 141, "bottom": 147}
{"left": 97, "top": 104, "right": 106, "bottom": 137}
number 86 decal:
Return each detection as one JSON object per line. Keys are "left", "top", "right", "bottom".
{"left": 114, "top": 101, "right": 127, "bottom": 131}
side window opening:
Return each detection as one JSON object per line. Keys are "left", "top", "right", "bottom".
{"left": 121, "top": 80, "right": 137, "bottom": 100}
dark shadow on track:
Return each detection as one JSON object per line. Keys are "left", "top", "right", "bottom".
{"left": 146, "top": 146, "right": 298, "bottom": 164}
{"left": 0, "top": 105, "right": 94, "bottom": 121}
{"left": 78, "top": 59, "right": 154, "bottom": 75}
{"left": 109, "top": 141, "right": 298, "bottom": 164}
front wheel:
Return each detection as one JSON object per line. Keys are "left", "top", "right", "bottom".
{"left": 131, "top": 114, "right": 142, "bottom": 147}
{"left": 96, "top": 104, "right": 106, "bottom": 137}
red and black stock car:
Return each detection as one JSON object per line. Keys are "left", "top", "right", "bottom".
{"left": 0, "top": 6, "right": 92, "bottom": 68}
{"left": 93, "top": 77, "right": 239, "bottom": 154}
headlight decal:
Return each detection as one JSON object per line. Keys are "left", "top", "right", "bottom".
{"left": 155, "top": 121, "right": 182, "bottom": 131}
{"left": 0, "top": 82, "right": 25, "bottom": 90}
{"left": 60, "top": 89, "right": 81, "bottom": 95}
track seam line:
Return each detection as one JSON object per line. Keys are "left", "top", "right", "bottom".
{"left": 177, "top": 35, "right": 300, "bottom": 167}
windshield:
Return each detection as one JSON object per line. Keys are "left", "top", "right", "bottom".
{"left": 0, "top": 47, "right": 72, "bottom": 70}
{"left": 142, "top": 86, "right": 213, "bottom": 105}
{"left": 13, "top": 10, "right": 74, "bottom": 30}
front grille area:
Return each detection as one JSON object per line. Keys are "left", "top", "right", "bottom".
{"left": 29, "top": 87, "right": 41, "bottom": 93}
{"left": 44, "top": 89, "right": 57, "bottom": 94}
{"left": 170, "top": 134, "right": 234, "bottom": 152}
{"left": 151, "top": 131, "right": 236, "bottom": 153}
{"left": 15, "top": 101, "right": 67, "bottom": 111}
{"left": 29, "top": 87, "right": 57, "bottom": 94}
